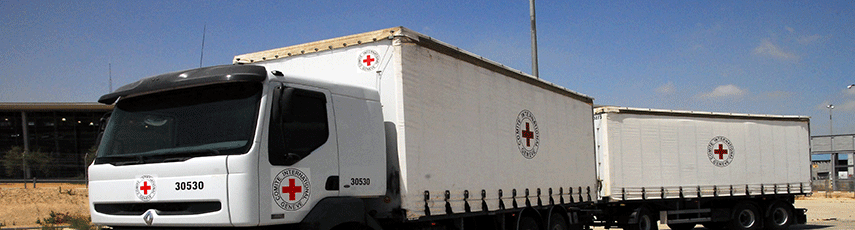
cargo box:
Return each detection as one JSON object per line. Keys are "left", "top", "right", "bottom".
{"left": 236, "top": 27, "right": 599, "bottom": 220}
{"left": 593, "top": 106, "right": 811, "bottom": 201}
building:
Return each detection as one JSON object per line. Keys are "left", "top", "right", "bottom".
{"left": 810, "top": 134, "right": 855, "bottom": 191}
{"left": 1, "top": 103, "right": 112, "bottom": 179}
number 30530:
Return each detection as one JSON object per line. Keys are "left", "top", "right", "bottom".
{"left": 175, "top": 181, "right": 204, "bottom": 190}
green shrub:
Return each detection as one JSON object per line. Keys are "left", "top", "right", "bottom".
{"left": 3, "top": 146, "right": 55, "bottom": 178}
{"left": 37, "top": 211, "right": 93, "bottom": 230}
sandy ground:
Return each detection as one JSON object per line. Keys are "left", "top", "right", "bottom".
{"left": 0, "top": 183, "right": 90, "bottom": 228}
{"left": 1, "top": 183, "right": 853, "bottom": 229}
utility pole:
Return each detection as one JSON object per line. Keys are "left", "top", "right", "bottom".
{"left": 828, "top": 104, "right": 837, "bottom": 191}
{"left": 529, "top": 0, "right": 539, "bottom": 78}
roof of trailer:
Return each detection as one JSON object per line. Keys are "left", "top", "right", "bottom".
{"left": 594, "top": 106, "right": 810, "bottom": 120}
{"left": 233, "top": 26, "right": 593, "bottom": 103}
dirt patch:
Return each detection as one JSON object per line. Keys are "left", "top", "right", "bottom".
{"left": 797, "top": 191, "right": 855, "bottom": 200}
{"left": 0, "top": 183, "right": 89, "bottom": 228}
{"left": 1, "top": 183, "right": 853, "bottom": 229}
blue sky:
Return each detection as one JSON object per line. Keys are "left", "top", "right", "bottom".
{"left": 2, "top": 1, "right": 854, "bottom": 135}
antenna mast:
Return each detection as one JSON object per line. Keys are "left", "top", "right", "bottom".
{"left": 200, "top": 25, "right": 206, "bottom": 67}
{"left": 109, "top": 63, "right": 113, "bottom": 92}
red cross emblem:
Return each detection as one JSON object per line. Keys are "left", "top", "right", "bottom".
{"left": 135, "top": 175, "right": 156, "bottom": 201}
{"left": 714, "top": 144, "right": 728, "bottom": 159}
{"left": 281, "top": 178, "right": 302, "bottom": 201}
{"left": 362, "top": 55, "right": 375, "bottom": 66}
{"left": 140, "top": 181, "right": 152, "bottom": 195}
{"left": 521, "top": 123, "right": 534, "bottom": 147}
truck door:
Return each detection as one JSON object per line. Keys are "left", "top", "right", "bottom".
{"left": 262, "top": 83, "right": 339, "bottom": 225}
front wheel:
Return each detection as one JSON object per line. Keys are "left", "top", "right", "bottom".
{"left": 729, "top": 202, "right": 761, "bottom": 230}
{"left": 764, "top": 202, "right": 794, "bottom": 230}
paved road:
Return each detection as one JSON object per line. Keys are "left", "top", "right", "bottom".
{"left": 594, "top": 198, "right": 855, "bottom": 230}
{"left": 642, "top": 221, "right": 855, "bottom": 230}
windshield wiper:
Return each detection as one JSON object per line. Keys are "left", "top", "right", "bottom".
{"left": 95, "top": 155, "right": 145, "bottom": 166}
{"left": 153, "top": 148, "right": 221, "bottom": 163}
{"left": 97, "top": 148, "right": 224, "bottom": 166}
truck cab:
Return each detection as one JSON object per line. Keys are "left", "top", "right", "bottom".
{"left": 89, "top": 65, "right": 386, "bottom": 228}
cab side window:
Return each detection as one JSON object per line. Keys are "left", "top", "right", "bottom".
{"left": 269, "top": 88, "right": 329, "bottom": 165}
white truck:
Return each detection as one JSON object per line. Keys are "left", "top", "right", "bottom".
{"left": 593, "top": 106, "right": 810, "bottom": 230}
{"left": 88, "top": 27, "right": 811, "bottom": 230}
{"left": 89, "top": 27, "right": 599, "bottom": 230}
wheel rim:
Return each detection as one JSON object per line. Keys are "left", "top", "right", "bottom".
{"left": 738, "top": 209, "right": 756, "bottom": 228}
{"left": 771, "top": 207, "right": 789, "bottom": 226}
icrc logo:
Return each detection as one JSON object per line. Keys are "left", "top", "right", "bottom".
{"left": 272, "top": 168, "right": 311, "bottom": 211}
{"left": 135, "top": 175, "right": 156, "bottom": 202}
{"left": 707, "top": 136, "right": 735, "bottom": 167}
{"left": 515, "top": 110, "right": 539, "bottom": 159}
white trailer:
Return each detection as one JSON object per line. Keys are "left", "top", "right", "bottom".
{"left": 593, "top": 106, "right": 810, "bottom": 230}
{"left": 89, "top": 27, "right": 597, "bottom": 230}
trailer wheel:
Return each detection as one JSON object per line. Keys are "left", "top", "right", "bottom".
{"left": 763, "top": 202, "right": 793, "bottom": 230}
{"left": 729, "top": 202, "right": 760, "bottom": 230}
{"left": 548, "top": 212, "right": 568, "bottom": 230}
{"left": 627, "top": 207, "right": 658, "bottom": 230}
{"left": 518, "top": 216, "right": 540, "bottom": 230}
{"left": 665, "top": 223, "right": 695, "bottom": 230}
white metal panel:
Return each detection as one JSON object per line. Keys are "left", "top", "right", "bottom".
{"left": 833, "top": 136, "right": 855, "bottom": 152}
{"left": 811, "top": 136, "right": 831, "bottom": 152}
{"left": 397, "top": 42, "right": 596, "bottom": 219}
{"left": 596, "top": 107, "right": 811, "bottom": 200}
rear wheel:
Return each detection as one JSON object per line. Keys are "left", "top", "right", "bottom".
{"left": 548, "top": 212, "right": 568, "bottom": 230}
{"left": 764, "top": 202, "right": 794, "bottom": 230}
{"left": 627, "top": 207, "right": 658, "bottom": 230}
{"left": 729, "top": 202, "right": 761, "bottom": 230}
{"left": 666, "top": 223, "right": 695, "bottom": 230}
{"left": 518, "top": 216, "right": 540, "bottom": 230}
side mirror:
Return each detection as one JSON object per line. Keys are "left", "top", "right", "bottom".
{"left": 94, "top": 112, "right": 112, "bottom": 148}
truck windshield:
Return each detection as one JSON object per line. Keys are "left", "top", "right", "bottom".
{"left": 95, "top": 82, "right": 262, "bottom": 165}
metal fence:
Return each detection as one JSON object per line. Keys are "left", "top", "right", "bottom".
{"left": 811, "top": 179, "right": 855, "bottom": 192}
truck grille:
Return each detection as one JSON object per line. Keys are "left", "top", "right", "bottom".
{"left": 94, "top": 201, "right": 221, "bottom": 215}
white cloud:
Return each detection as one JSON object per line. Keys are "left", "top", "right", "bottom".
{"left": 841, "top": 100, "right": 855, "bottom": 112}
{"left": 656, "top": 81, "right": 676, "bottom": 95}
{"left": 752, "top": 39, "right": 798, "bottom": 61}
{"left": 762, "top": 91, "right": 793, "bottom": 100}
{"left": 797, "top": 34, "right": 822, "bottom": 44}
{"left": 822, "top": 100, "right": 855, "bottom": 112}
{"left": 785, "top": 26, "right": 795, "bottom": 33}
{"left": 842, "top": 87, "right": 855, "bottom": 96}
{"left": 698, "top": 84, "right": 746, "bottom": 98}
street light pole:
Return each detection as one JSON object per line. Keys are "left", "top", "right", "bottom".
{"left": 828, "top": 104, "right": 837, "bottom": 191}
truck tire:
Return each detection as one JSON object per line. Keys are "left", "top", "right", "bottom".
{"left": 548, "top": 212, "right": 568, "bottom": 230}
{"left": 627, "top": 207, "right": 658, "bottom": 230}
{"left": 764, "top": 202, "right": 794, "bottom": 230}
{"left": 518, "top": 216, "right": 540, "bottom": 230}
{"left": 665, "top": 223, "right": 695, "bottom": 230}
{"left": 729, "top": 202, "right": 760, "bottom": 230}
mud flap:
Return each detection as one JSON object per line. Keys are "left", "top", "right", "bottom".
{"left": 794, "top": 208, "right": 807, "bottom": 224}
